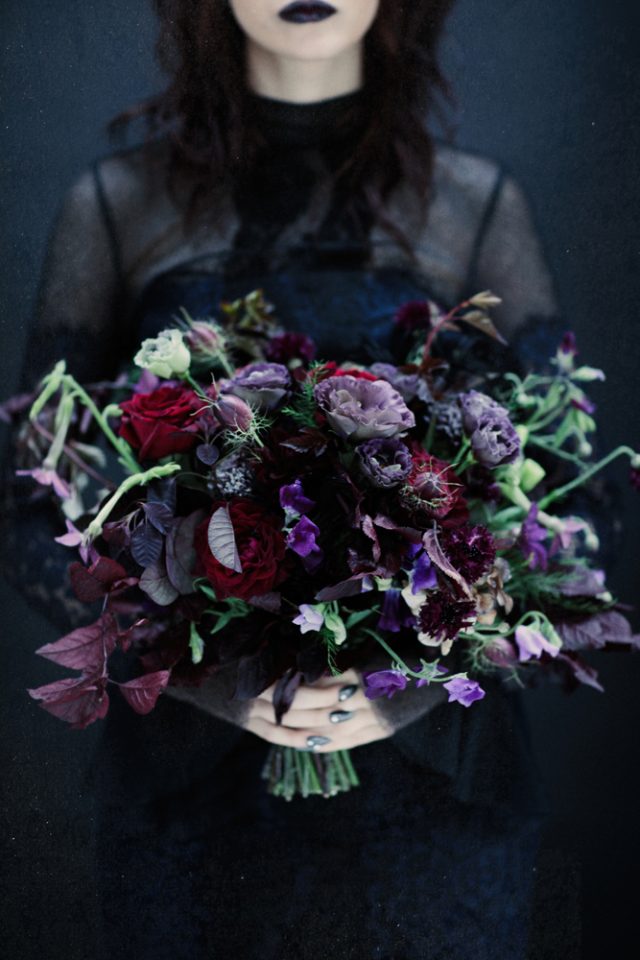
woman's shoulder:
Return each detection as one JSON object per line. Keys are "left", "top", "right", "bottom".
{"left": 430, "top": 137, "right": 509, "bottom": 214}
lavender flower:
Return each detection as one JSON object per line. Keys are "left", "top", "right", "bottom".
{"left": 514, "top": 624, "right": 561, "bottom": 661}
{"left": 292, "top": 603, "right": 325, "bottom": 634}
{"left": 519, "top": 502, "right": 549, "bottom": 571}
{"left": 356, "top": 437, "right": 412, "bottom": 488}
{"left": 442, "top": 676, "right": 486, "bottom": 707}
{"left": 363, "top": 669, "right": 408, "bottom": 700}
{"left": 314, "top": 375, "right": 415, "bottom": 442}
{"left": 223, "top": 362, "right": 291, "bottom": 410}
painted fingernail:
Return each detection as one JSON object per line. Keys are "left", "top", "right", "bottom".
{"left": 338, "top": 684, "right": 358, "bottom": 702}
{"left": 306, "top": 735, "right": 332, "bottom": 749}
{"left": 329, "top": 710, "right": 354, "bottom": 724}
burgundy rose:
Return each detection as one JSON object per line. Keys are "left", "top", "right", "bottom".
{"left": 118, "top": 385, "right": 202, "bottom": 461}
{"left": 193, "top": 498, "right": 288, "bottom": 601}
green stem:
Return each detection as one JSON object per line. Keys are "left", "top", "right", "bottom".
{"left": 528, "top": 435, "right": 585, "bottom": 467}
{"left": 66, "top": 377, "right": 140, "bottom": 474}
{"left": 537, "top": 444, "right": 638, "bottom": 510}
{"left": 82, "top": 462, "right": 181, "bottom": 544}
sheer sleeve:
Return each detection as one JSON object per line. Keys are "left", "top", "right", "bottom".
{"left": 0, "top": 162, "right": 129, "bottom": 636}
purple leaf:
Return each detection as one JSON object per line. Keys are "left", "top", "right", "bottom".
{"left": 555, "top": 610, "right": 640, "bottom": 652}
{"left": 142, "top": 500, "right": 175, "bottom": 534}
{"left": 207, "top": 505, "right": 242, "bottom": 573}
{"left": 118, "top": 670, "right": 171, "bottom": 714}
{"left": 196, "top": 443, "right": 219, "bottom": 466}
{"left": 422, "top": 528, "right": 472, "bottom": 598}
{"left": 27, "top": 675, "right": 110, "bottom": 729}
{"left": 248, "top": 592, "right": 282, "bottom": 613}
{"left": 35, "top": 611, "right": 118, "bottom": 672}
{"left": 272, "top": 667, "right": 304, "bottom": 725}
{"left": 130, "top": 520, "right": 164, "bottom": 568}
{"left": 315, "top": 571, "right": 373, "bottom": 601}
{"left": 166, "top": 509, "right": 206, "bottom": 594}
{"left": 69, "top": 557, "right": 132, "bottom": 603}
{"left": 139, "top": 559, "right": 179, "bottom": 606}
{"left": 555, "top": 652, "right": 605, "bottom": 692}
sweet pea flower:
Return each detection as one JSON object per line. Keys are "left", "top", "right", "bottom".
{"left": 363, "top": 669, "right": 408, "bottom": 700}
{"left": 514, "top": 624, "right": 561, "bottom": 661}
{"left": 292, "top": 603, "right": 325, "bottom": 634}
{"left": 443, "top": 676, "right": 486, "bottom": 707}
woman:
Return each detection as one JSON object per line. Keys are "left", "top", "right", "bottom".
{"left": 2, "top": 1, "right": 573, "bottom": 957}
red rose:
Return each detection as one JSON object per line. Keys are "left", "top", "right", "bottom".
{"left": 118, "top": 385, "right": 202, "bottom": 461}
{"left": 193, "top": 498, "right": 288, "bottom": 601}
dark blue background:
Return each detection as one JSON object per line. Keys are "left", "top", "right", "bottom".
{"left": 1, "top": 2, "right": 638, "bottom": 956}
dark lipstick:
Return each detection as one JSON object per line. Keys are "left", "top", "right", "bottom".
{"left": 278, "top": 2, "right": 337, "bottom": 24}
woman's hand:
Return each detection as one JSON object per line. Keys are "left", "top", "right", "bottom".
{"left": 244, "top": 668, "right": 394, "bottom": 753}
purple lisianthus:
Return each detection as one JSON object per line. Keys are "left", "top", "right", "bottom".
{"left": 369, "top": 363, "right": 433, "bottom": 404}
{"left": 314, "top": 375, "right": 415, "bottom": 441}
{"left": 356, "top": 437, "right": 412, "bottom": 488}
{"left": 514, "top": 624, "right": 560, "bottom": 661}
{"left": 286, "top": 516, "right": 324, "bottom": 572}
{"left": 279, "top": 478, "right": 315, "bottom": 517}
{"left": 443, "top": 676, "right": 486, "bottom": 707}
{"left": 519, "top": 502, "right": 549, "bottom": 571}
{"left": 222, "top": 361, "right": 291, "bottom": 410}
{"left": 363, "top": 669, "right": 408, "bottom": 700}
{"left": 458, "top": 390, "right": 521, "bottom": 468}
{"left": 377, "top": 589, "right": 416, "bottom": 632}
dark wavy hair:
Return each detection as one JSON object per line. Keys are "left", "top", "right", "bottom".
{"left": 108, "top": 0, "right": 458, "bottom": 265}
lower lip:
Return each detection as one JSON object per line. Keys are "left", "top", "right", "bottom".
{"left": 279, "top": 9, "right": 337, "bottom": 23}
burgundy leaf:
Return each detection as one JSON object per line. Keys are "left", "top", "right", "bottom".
{"left": 555, "top": 652, "right": 605, "bottom": 692}
{"left": 247, "top": 592, "right": 282, "bottom": 613}
{"left": 118, "top": 670, "right": 171, "bottom": 714}
{"left": 207, "top": 505, "right": 242, "bottom": 573}
{"left": 361, "top": 514, "right": 381, "bottom": 562}
{"left": 139, "top": 559, "right": 179, "bottom": 606}
{"left": 35, "top": 611, "right": 118, "bottom": 672}
{"left": 130, "top": 520, "right": 164, "bottom": 568}
{"left": 315, "top": 571, "right": 373, "bottom": 601}
{"left": 27, "top": 675, "right": 110, "bottom": 729}
{"left": 117, "top": 617, "right": 151, "bottom": 653}
{"left": 166, "top": 509, "right": 206, "bottom": 594}
{"left": 555, "top": 610, "right": 640, "bottom": 652}
{"left": 272, "top": 667, "right": 303, "bottom": 725}
{"left": 69, "top": 556, "right": 130, "bottom": 602}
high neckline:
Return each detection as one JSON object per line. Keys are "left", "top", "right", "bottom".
{"left": 246, "top": 87, "right": 368, "bottom": 148}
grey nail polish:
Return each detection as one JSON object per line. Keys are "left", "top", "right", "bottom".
{"left": 306, "top": 735, "right": 332, "bottom": 749}
{"left": 338, "top": 683, "right": 358, "bottom": 702}
{"left": 329, "top": 710, "right": 354, "bottom": 724}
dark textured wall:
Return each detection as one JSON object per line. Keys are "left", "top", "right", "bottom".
{"left": 1, "top": 2, "right": 638, "bottom": 957}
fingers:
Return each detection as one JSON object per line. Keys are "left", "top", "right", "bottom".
{"left": 244, "top": 714, "right": 392, "bottom": 752}
{"left": 256, "top": 670, "right": 363, "bottom": 710}
{"left": 248, "top": 696, "right": 368, "bottom": 731}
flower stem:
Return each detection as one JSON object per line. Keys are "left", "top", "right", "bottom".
{"left": 537, "top": 445, "right": 639, "bottom": 510}
{"left": 65, "top": 376, "right": 141, "bottom": 474}
{"left": 82, "top": 462, "right": 181, "bottom": 544}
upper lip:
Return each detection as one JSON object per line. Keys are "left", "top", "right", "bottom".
{"left": 279, "top": 2, "right": 337, "bottom": 13}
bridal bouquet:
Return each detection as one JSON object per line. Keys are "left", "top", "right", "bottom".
{"left": 5, "top": 288, "right": 639, "bottom": 800}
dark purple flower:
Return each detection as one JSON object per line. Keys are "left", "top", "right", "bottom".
{"left": 559, "top": 331, "right": 578, "bottom": 358}
{"left": 356, "top": 437, "right": 412, "bottom": 488}
{"left": 418, "top": 590, "right": 477, "bottom": 644}
{"left": 279, "top": 478, "right": 316, "bottom": 517}
{"left": 369, "top": 363, "right": 433, "bottom": 404}
{"left": 442, "top": 676, "right": 486, "bottom": 707}
{"left": 439, "top": 524, "right": 497, "bottom": 584}
{"left": 286, "top": 516, "right": 323, "bottom": 572}
{"left": 377, "top": 589, "right": 416, "bottom": 632}
{"left": 223, "top": 361, "right": 291, "bottom": 410}
{"left": 363, "top": 669, "right": 408, "bottom": 700}
{"left": 265, "top": 332, "right": 317, "bottom": 365}
{"left": 519, "top": 502, "right": 549, "bottom": 571}
{"left": 570, "top": 394, "right": 596, "bottom": 414}
{"left": 314, "top": 375, "right": 415, "bottom": 441}
{"left": 410, "top": 550, "right": 438, "bottom": 593}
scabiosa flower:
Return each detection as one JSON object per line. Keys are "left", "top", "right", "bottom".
{"left": 363, "top": 669, "right": 408, "bottom": 700}
{"left": 514, "top": 624, "right": 561, "bottom": 661}
{"left": 403, "top": 448, "right": 467, "bottom": 520}
{"left": 418, "top": 590, "right": 477, "bottom": 646}
{"left": 313, "top": 375, "right": 415, "bottom": 441}
{"left": 442, "top": 676, "right": 486, "bottom": 707}
{"left": 212, "top": 452, "right": 254, "bottom": 497}
{"left": 222, "top": 362, "right": 291, "bottom": 410}
{"left": 356, "top": 437, "right": 412, "bottom": 488}
{"left": 519, "top": 502, "right": 549, "bottom": 571}
{"left": 438, "top": 524, "right": 497, "bottom": 584}
{"left": 264, "top": 332, "right": 317, "bottom": 366}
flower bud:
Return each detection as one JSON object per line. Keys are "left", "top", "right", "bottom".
{"left": 214, "top": 394, "right": 254, "bottom": 433}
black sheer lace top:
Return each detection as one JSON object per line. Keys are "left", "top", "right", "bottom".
{"left": 1, "top": 88, "right": 613, "bottom": 818}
